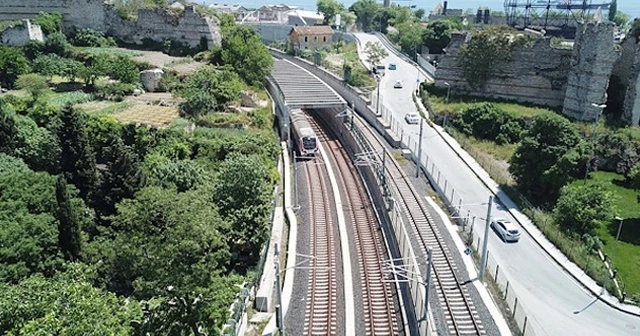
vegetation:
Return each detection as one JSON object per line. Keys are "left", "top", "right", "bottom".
{"left": 364, "top": 41, "right": 388, "bottom": 65}
{"left": 317, "top": 0, "right": 345, "bottom": 26}
{"left": 0, "top": 8, "right": 281, "bottom": 332}
{"left": 349, "top": 0, "right": 381, "bottom": 32}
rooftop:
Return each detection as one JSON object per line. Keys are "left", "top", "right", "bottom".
{"left": 291, "top": 25, "right": 334, "bottom": 35}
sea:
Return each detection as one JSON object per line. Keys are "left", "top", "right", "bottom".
{"left": 199, "top": 0, "right": 640, "bottom": 21}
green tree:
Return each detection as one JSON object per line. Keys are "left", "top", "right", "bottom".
{"left": 220, "top": 25, "right": 273, "bottom": 86}
{"left": 457, "top": 25, "right": 516, "bottom": 88}
{"left": 627, "top": 162, "right": 640, "bottom": 189}
{"left": 213, "top": 153, "right": 273, "bottom": 256}
{"left": 42, "top": 32, "right": 69, "bottom": 57}
{"left": 422, "top": 20, "right": 455, "bottom": 54}
{"left": 107, "top": 55, "right": 140, "bottom": 84}
{"left": 0, "top": 46, "right": 30, "bottom": 89}
{"left": 178, "top": 66, "right": 243, "bottom": 117}
{"left": 16, "top": 73, "right": 50, "bottom": 101}
{"left": 33, "top": 53, "right": 64, "bottom": 80}
{"left": 608, "top": 0, "right": 617, "bottom": 22}
{"left": 364, "top": 41, "right": 389, "bottom": 65}
{"left": 396, "top": 21, "right": 425, "bottom": 56}
{"left": 613, "top": 11, "right": 630, "bottom": 28}
{"left": 0, "top": 110, "right": 17, "bottom": 154}
{"left": 317, "top": 0, "right": 345, "bottom": 25}
{"left": 509, "top": 113, "right": 583, "bottom": 202}
{"left": 55, "top": 175, "right": 81, "bottom": 261}
{"left": 12, "top": 113, "right": 61, "bottom": 172}
{"left": 58, "top": 104, "right": 99, "bottom": 201}
{"left": 0, "top": 156, "right": 64, "bottom": 283}
{"left": 145, "top": 154, "right": 203, "bottom": 192}
{"left": 349, "top": 0, "right": 381, "bottom": 32}
{"left": 78, "top": 54, "right": 110, "bottom": 87}
{"left": 0, "top": 265, "right": 142, "bottom": 335}
{"left": 98, "top": 140, "right": 146, "bottom": 216}
{"left": 553, "top": 183, "right": 613, "bottom": 235}
{"left": 33, "top": 11, "right": 63, "bottom": 35}
{"left": 414, "top": 8, "right": 426, "bottom": 20}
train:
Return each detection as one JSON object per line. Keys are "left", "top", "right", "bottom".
{"left": 290, "top": 109, "right": 319, "bottom": 157}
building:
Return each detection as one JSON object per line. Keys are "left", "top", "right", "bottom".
{"left": 209, "top": 3, "right": 249, "bottom": 21}
{"left": 0, "top": 19, "right": 43, "bottom": 47}
{"left": 289, "top": 25, "right": 333, "bottom": 51}
{"left": 287, "top": 9, "right": 324, "bottom": 26}
{"left": 257, "top": 4, "right": 296, "bottom": 23}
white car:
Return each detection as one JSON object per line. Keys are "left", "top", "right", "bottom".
{"left": 394, "top": 80, "right": 403, "bottom": 88}
{"left": 490, "top": 219, "right": 521, "bottom": 242}
{"left": 404, "top": 112, "right": 420, "bottom": 124}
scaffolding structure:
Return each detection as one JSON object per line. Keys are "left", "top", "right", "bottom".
{"left": 504, "top": 0, "right": 612, "bottom": 29}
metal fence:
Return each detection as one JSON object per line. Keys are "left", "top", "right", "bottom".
{"left": 391, "top": 111, "right": 543, "bottom": 336}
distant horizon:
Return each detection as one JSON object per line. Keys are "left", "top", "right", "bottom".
{"left": 200, "top": 0, "right": 640, "bottom": 21}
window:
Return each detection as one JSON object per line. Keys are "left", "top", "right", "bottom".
{"left": 323, "top": 36, "right": 326, "bottom": 42}
{"left": 314, "top": 36, "right": 317, "bottom": 41}
{"left": 304, "top": 36, "right": 308, "bottom": 42}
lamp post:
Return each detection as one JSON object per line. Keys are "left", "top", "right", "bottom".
{"left": 444, "top": 82, "right": 451, "bottom": 104}
{"left": 583, "top": 102, "right": 607, "bottom": 185}
{"left": 603, "top": 216, "right": 624, "bottom": 295}
{"left": 416, "top": 118, "right": 424, "bottom": 178}
{"left": 479, "top": 195, "right": 493, "bottom": 282}
{"left": 376, "top": 75, "right": 381, "bottom": 116}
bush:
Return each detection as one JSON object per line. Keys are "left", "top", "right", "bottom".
{"left": 95, "top": 82, "right": 135, "bottom": 100}
{"left": 627, "top": 162, "right": 640, "bottom": 189}
{"left": 452, "top": 103, "right": 522, "bottom": 144}
{"left": 553, "top": 183, "right": 614, "bottom": 236}
{"left": 72, "top": 29, "right": 114, "bottom": 47}
{"left": 33, "top": 11, "right": 63, "bottom": 35}
{"left": 43, "top": 32, "right": 70, "bottom": 57}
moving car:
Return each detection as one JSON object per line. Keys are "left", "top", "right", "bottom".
{"left": 373, "top": 64, "right": 386, "bottom": 76}
{"left": 389, "top": 63, "right": 397, "bottom": 70}
{"left": 490, "top": 219, "right": 521, "bottom": 242}
{"left": 394, "top": 80, "right": 403, "bottom": 88}
{"left": 404, "top": 112, "right": 420, "bottom": 124}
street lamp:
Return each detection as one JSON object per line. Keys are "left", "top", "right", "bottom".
{"left": 583, "top": 102, "right": 607, "bottom": 184}
{"left": 444, "top": 82, "right": 451, "bottom": 105}
{"left": 603, "top": 216, "right": 624, "bottom": 295}
{"left": 376, "top": 75, "right": 381, "bottom": 116}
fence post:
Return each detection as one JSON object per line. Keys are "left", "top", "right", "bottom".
{"left": 512, "top": 297, "right": 518, "bottom": 318}
{"left": 504, "top": 281, "right": 509, "bottom": 300}
{"left": 444, "top": 180, "right": 448, "bottom": 198}
{"left": 522, "top": 316, "right": 528, "bottom": 335}
{"left": 494, "top": 264, "right": 500, "bottom": 282}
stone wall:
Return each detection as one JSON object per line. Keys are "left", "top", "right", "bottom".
{"left": 622, "top": 38, "right": 640, "bottom": 125}
{"left": 1, "top": 20, "right": 44, "bottom": 47}
{"left": 105, "top": 5, "right": 221, "bottom": 49}
{"left": 562, "top": 22, "right": 617, "bottom": 121}
{"left": 434, "top": 32, "right": 572, "bottom": 107}
{"left": 0, "top": 0, "right": 107, "bottom": 33}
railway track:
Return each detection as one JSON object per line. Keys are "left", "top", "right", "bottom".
{"left": 353, "top": 116, "right": 486, "bottom": 336}
{"left": 302, "top": 152, "right": 338, "bottom": 335}
{"left": 308, "top": 111, "right": 399, "bottom": 336}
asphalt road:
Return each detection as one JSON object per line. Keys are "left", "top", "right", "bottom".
{"left": 353, "top": 32, "right": 640, "bottom": 336}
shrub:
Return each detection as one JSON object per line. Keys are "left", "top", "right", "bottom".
{"left": 73, "top": 29, "right": 106, "bottom": 47}
{"left": 43, "top": 32, "right": 70, "bottom": 57}
{"left": 452, "top": 103, "right": 522, "bottom": 144}
{"left": 553, "top": 183, "right": 614, "bottom": 236}
{"left": 627, "top": 162, "right": 640, "bottom": 189}
{"left": 33, "top": 11, "right": 63, "bottom": 35}
{"left": 95, "top": 82, "right": 135, "bottom": 100}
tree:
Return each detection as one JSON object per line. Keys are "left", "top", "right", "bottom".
{"left": 422, "top": 20, "right": 455, "bottom": 54}
{"left": 612, "top": 11, "right": 630, "bottom": 28}
{"left": 58, "top": 104, "right": 99, "bottom": 201}
{"left": 608, "top": 0, "right": 617, "bottom": 22}
{"left": 98, "top": 140, "right": 146, "bottom": 216}
{"left": 349, "top": 0, "right": 381, "bottom": 32}
{"left": 626, "top": 162, "right": 640, "bottom": 189}
{"left": 16, "top": 73, "right": 50, "bottom": 101}
{"left": 42, "top": 32, "right": 70, "bottom": 57}
{"left": 317, "top": 0, "right": 345, "bottom": 25}
{"left": 177, "top": 66, "right": 243, "bottom": 117}
{"left": 553, "top": 183, "right": 613, "bottom": 235}
{"left": 78, "top": 55, "right": 109, "bottom": 87}
{"left": 509, "top": 113, "right": 583, "bottom": 203}
{"left": 107, "top": 55, "right": 140, "bottom": 84}
{"left": 364, "top": 41, "right": 389, "bottom": 65}
{"left": 55, "top": 175, "right": 82, "bottom": 261}
{"left": 145, "top": 154, "right": 203, "bottom": 192}
{"left": 12, "top": 113, "right": 61, "bottom": 172}
{"left": 396, "top": 21, "right": 425, "bottom": 56}
{"left": 0, "top": 265, "right": 142, "bottom": 335}
{"left": 33, "top": 11, "right": 63, "bottom": 35}
{"left": 0, "top": 110, "right": 17, "bottom": 154}
{"left": 213, "top": 153, "right": 273, "bottom": 256}
{"left": 414, "top": 8, "right": 426, "bottom": 20}
{"left": 0, "top": 46, "right": 30, "bottom": 89}
{"left": 220, "top": 25, "right": 273, "bottom": 86}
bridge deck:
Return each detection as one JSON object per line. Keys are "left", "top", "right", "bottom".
{"left": 269, "top": 58, "right": 346, "bottom": 110}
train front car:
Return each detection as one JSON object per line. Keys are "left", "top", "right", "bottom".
{"left": 290, "top": 109, "right": 319, "bottom": 157}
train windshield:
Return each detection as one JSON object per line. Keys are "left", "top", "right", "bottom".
{"left": 302, "top": 136, "right": 316, "bottom": 150}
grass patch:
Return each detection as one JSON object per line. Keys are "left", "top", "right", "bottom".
{"left": 47, "top": 91, "right": 94, "bottom": 108}
{"left": 570, "top": 171, "right": 640, "bottom": 298}
{"left": 74, "top": 47, "right": 143, "bottom": 58}
{"left": 77, "top": 100, "right": 133, "bottom": 115}
{"left": 113, "top": 104, "right": 179, "bottom": 128}
{"left": 429, "top": 95, "right": 554, "bottom": 119}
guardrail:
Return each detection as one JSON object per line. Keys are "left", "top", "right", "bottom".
{"left": 372, "top": 32, "right": 435, "bottom": 80}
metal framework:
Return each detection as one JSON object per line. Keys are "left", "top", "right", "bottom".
{"left": 504, "top": 0, "right": 612, "bottom": 29}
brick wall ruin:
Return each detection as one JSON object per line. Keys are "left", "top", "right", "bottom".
{"left": 0, "top": 0, "right": 221, "bottom": 49}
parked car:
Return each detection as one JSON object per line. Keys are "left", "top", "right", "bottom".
{"left": 404, "top": 112, "right": 420, "bottom": 124}
{"left": 490, "top": 219, "right": 521, "bottom": 242}
{"left": 394, "top": 80, "right": 403, "bottom": 88}
{"left": 389, "top": 63, "right": 397, "bottom": 70}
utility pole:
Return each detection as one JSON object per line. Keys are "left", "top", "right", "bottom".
{"left": 293, "top": 151, "right": 298, "bottom": 210}
{"left": 416, "top": 118, "right": 424, "bottom": 178}
{"left": 424, "top": 247, "right": 433, "bottom": 331}
{"left": 376, "top": 76, "right": 381, "bottom": 116}
{"left": 275, "top": 243, "right": 284, "bottom": 335}
{"left": 479, "top": 196, "right": 493, "bottom": 282}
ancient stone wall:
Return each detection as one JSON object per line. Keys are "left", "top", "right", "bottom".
{"left": 622, "top": 38, "right": 640, "bottom": 125}
{"left": 1, "top": 20, "right": 44, "bottom": 47}
{"left": 0, "top": 0, "right": 107, "bottom": 33}
{"left": 434, "top": 32, "right": 572, "bottom": 107}
{"left": 105, "top": 5, "right": 221, "bottom": 49}
{"left": 562, "top": 22, "right": 617, "bottom": 121}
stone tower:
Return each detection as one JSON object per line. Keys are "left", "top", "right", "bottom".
{"left": 562, "top": 21, "right": 617, "bottom": 121}
{"left": 621, "top": 37, "right": 640, "bottom": 125}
